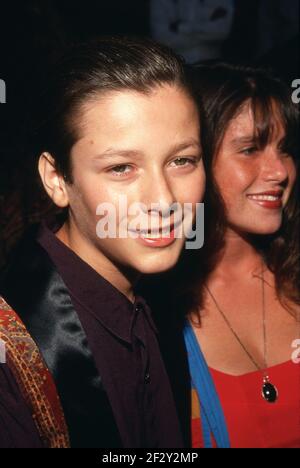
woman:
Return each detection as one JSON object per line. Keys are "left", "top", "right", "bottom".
{"left": 184, "top": 63, "right": 300, "bottom": 448}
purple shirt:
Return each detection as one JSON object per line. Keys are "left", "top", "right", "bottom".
{"left": 0, "top": 219, "right": 183, "bottom": 448}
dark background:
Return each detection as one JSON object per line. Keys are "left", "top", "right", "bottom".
{"left": 0, "top": 0, "right": 299, "bottom": 267}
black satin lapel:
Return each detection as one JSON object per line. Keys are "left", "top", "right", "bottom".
{"left": 0, "top": 225, "right": 121, "bottom": 448}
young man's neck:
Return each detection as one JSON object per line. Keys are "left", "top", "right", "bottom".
{"left": 56, "top": 221, "right": 138, "bottom": 304}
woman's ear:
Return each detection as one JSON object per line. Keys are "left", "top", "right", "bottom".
{"left": 38, "top": 152, "right": 69, "bottom": 208}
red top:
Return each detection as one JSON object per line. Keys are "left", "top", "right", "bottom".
{"left": 192, "top": 360, "right": 300, "bottom": 448}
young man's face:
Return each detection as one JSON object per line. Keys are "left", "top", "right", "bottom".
{"left": 48, "top": 85, "right": 205, "bottom": 275}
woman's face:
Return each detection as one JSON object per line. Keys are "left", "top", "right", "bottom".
{"left": 63, "top": 84, "right": 205, "bottom": 274}
{"left": 213, "top": 102, "right": 297, "bottom": 235}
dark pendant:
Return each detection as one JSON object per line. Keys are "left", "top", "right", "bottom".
{"left": 262, "top": 381, "right": 278, "bottom": 403}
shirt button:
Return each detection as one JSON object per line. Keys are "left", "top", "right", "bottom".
{"left": 144, "top": 373, "right": 151, "bottom": 384}
{"left": 135, "top": 304, "right": 143, "bottom": 313}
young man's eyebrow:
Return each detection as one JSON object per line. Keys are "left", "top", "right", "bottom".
{"left": 92, "top": 139, "right": 201, "bottom": 160}
{"left": 92, "top": 149, "right": 142, "bottom": 160}
{"left": 169, "top": 140, "right": 201, "bottom": 154}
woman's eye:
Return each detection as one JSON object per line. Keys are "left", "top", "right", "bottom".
{"left": 240, "top": 146, "right": 258, "bottom": 156}
{"left": 278, "top": 146, "right": 293, "bottom": 158}
{"left": 170, "top": 157, "right": 198, "bottom": 168}
{"left": 108, "top": 165, "right": 133, "bottom": 176}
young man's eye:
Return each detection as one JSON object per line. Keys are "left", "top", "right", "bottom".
{"left": 170, "top": 157, "right": 199, "bottom": 168}
{"left": 108, "top": 164, "right": 133, "bottom": 176}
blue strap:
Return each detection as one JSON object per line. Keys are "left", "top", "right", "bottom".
{"left": 184, "top": 322, "right": 230, "bottom": 448}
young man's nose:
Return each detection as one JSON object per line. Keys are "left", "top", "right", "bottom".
{"left": 141, "top": 171, "right": 175, "bottom": 208}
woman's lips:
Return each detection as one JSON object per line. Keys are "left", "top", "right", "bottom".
{"left": 246, "top": 192, "right": 283, "bottom": 209}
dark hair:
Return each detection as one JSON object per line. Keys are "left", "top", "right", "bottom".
{"left": 30, "top": 36, "right": 194, "bottom": 183}
{"left": 177, "top": 63, "right": 299, "bottom": 320}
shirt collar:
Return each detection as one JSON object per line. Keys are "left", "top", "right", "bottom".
{"left": 37, "top": 217, "right": 158, "bottom": 343}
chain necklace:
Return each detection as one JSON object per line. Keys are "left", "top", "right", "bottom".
{"left": 204, "top": 263, "right": 279, "bottom": 403}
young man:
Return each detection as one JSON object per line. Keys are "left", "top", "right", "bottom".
{"left": 0, "top": 37, "right": 205, "bottom": 448}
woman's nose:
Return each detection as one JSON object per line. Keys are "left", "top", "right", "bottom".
{"left": 261, "top": 148, "right": 289, "bottom": 184}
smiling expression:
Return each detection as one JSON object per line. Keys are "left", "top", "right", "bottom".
{"left": 62, "top": 85, "right": 206, "bottom": 274}
{"left": 213, "top": 101, "right": 297, "bottom": 235}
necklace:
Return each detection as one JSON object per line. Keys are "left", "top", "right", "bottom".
{"left": 205, "top": 264, "right": 279, "bottom": 403}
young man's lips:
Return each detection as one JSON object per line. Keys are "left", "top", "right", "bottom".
{"left": 129, "top": 219, "right": 182, "bottom": 237}
{"left": 246, "top": 191, "right": 284, "bottom": 209}
{"left": 136, "top": 235, "right": 176, "bottom": 248}
{"left": 130, "top": 223, "right": 179, "bottom": 247}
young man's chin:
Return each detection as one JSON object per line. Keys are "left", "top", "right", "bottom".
{"left": 132, "top": 246, "right": 185, "bottom": 275}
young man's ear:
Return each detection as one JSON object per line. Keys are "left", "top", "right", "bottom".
{"left": 38, "top": 152, "right": 69, "bottom": 208}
